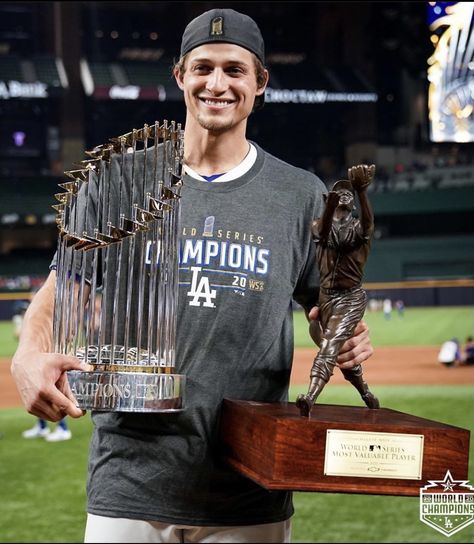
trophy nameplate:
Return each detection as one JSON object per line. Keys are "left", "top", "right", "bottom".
{"left": 324, "top": 429, "right": 424, "bottom": 479}
{"left": 219, "top": 400, "right": 470, "bottom": 496}
{"left": 52, "top": 121, "right": 185, "bottom": 412}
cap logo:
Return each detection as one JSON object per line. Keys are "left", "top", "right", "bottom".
{"left": 210, "top": 16, "right": 223, "bottom": 36}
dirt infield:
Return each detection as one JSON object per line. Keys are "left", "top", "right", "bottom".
{"left": 1, "top": 347, "right": 473, "bottom": 409}
{"left": 290, "top": 345, "right": 474, "bottom": 387}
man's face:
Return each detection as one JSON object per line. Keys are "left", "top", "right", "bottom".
{"left": 174, "top": 43, "right": 267, "bottom": 134}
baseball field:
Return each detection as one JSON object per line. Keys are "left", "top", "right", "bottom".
{"left": 0, "top": 306, "right": 473, "bottom": 542}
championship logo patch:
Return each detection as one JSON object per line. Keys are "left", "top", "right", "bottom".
{"left": 420, "top": 470, "right": 474, "bottom": 537}
{"left": 211, "top": 17, "right": 223, "bottom": 36}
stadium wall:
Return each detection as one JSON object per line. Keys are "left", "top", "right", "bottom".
{"left": 364, "top": 279, "right": 474, "bottom": 307}
{"left": 365, "top": 235, "right": 474, "bottom": 282}
{"left": 370, "top": 186, "right": 474, "bottom": 215}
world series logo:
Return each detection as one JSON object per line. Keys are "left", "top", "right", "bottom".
{"left": 420, "top": 470, "right": 474, "bottom": 537}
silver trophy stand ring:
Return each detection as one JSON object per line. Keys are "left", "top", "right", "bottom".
{"left": 67, "top": 370, "right": 185, "bottom": 412}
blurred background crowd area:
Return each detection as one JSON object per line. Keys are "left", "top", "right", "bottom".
{"left": 0, "top": 1, "right": 473, "bottom": 317}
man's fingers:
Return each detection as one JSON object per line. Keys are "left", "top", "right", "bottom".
{"left": 56, "top": 373, "right": 86, "bottom": 418}
{"left": 339, "top": 336, "right": 359, "bottom": 353}
{"left": 28, "top": 392, "right": 82, "bottom": 421}
{"left": 41, "top": 386, "right": 83, "bottom": 418}
{"left": 336, "top": 319, "right": 373, "bottom": 368}
{"left": 339, "top": 327, "right": 370, "bottom": 355}
{"left": 29, "top": 398, "right": 65, "bottom": 422}
{"left": 308, "top": 306, "right": 319, "bottom": 321}
{"left": 337, "top": 346, "right": 374, "bottom": 368}
{"left": 48, "top": 356, "right": 91, "bottom": 416}
{"left": 12, "top": 352, "right": 90, "bottom": 421}
{"left": 337, "top": 339, "right": 374, "bottom": 367}
{"left": 58, "top": 356, "right": 94, "bottom": 372}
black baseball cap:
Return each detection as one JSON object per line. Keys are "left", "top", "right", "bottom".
{"left": 180, "top": 8, "right": 266, "bottom": 109}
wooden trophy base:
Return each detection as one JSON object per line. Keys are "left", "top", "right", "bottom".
{"left": 219, "top": 400, "right": 470, "bottom": 496}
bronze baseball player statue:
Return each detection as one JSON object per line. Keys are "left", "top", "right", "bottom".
{"left": 296, "top": 164, "right": 380, "bottom": 417}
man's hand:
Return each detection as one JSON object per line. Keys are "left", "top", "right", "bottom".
{"left": 11, "top": 351, "right": 93, "bottom": 421}
{"left": 308, "top": 307, "right": 374, "bottom": 368}
{"left": 335, "top": 320, "right": 374, "bottom": 368}
{"left": 348, "top": 164, "right": 375, "bottom": 192}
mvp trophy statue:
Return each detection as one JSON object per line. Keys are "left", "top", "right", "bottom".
{"left": 295, "top": 164, "right": 379, "bottom": 417}
{"left": 52, "top": 121, "right": 185, "bottom": 412}
{"left": 220, "top": 165, "right": 470, "bottom": 496}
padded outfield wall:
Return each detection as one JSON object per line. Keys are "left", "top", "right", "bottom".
{"left": 361, "top": 185, "right": 474, "bottom": 306}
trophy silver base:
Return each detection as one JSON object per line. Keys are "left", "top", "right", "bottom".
{"left": 67, "top": 370, "right": 185, "bottom": 412}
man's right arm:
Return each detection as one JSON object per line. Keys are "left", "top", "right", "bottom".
{"left": 11, "top": 270, "right": 90, "bottom": 421}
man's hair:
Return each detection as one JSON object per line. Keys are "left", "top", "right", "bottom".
{"left": 173, "top": 53, "right": 266, "bottom": 112}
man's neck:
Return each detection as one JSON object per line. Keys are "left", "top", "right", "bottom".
{"left": 183, "top": 117, "right": 250, "bottom": 176}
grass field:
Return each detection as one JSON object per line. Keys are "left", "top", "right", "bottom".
{"left": 1, "top": 385, "right": 473, "bottom": 543}
{"left": 294, "top": 306, "right": 474, "bottom": 348}
{"left": 1, "top": 308, "right": 474, "bottom": 543}
{"left": 3, "top": 305, "right": 473, "bottom": 357}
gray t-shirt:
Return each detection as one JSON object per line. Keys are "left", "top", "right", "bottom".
{"left": 66, "top": 143, "right": 325, "bottom": 525}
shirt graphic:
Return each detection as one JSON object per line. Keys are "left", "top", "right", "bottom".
{"left": 145, "top": 216, "right": 270, "bottom": 307}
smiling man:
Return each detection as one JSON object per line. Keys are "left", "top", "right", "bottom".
{"left": 11, "top": 8, "right": 374, "bottom": 543}
{"left": 174, "top": 10, "right": 268, "bottom": 176}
